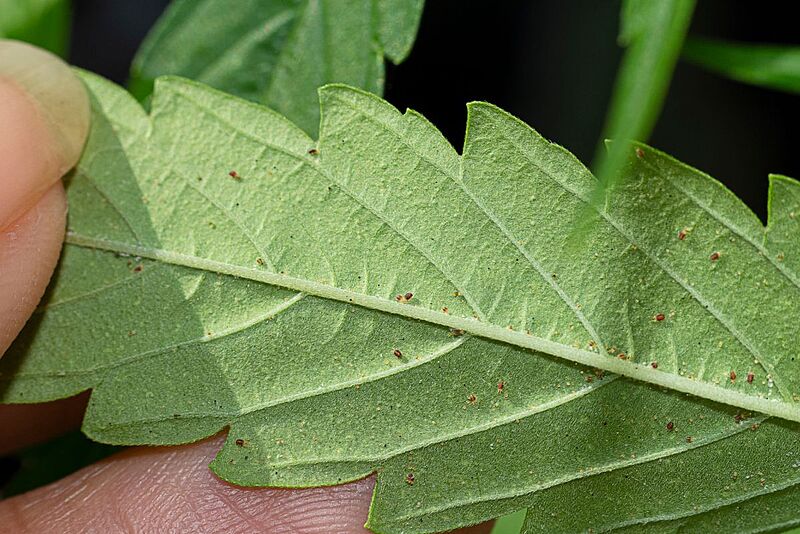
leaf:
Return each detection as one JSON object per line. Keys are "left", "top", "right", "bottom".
{"left": 592, "top": 0, "right": 695, "bottom": 190}
{"left": 683, "top": 37, "right": 800, "bottom": 94}
{"left": 2, "top": 73, "right": 800, "bottom": 532}
{"left": 129, "top": 0, "right": 424, "bottom": 135}
{"left": 0, "top": 0, "right": 70, "bottom": 56}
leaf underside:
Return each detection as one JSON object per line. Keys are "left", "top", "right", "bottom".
{"left": 2, "top": 73, "right": 799, "bottom": 533}
{"left": 129, "top": 0, "right": 424, "bottom": 135}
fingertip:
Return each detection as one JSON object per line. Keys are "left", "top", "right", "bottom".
{"left": 0, "top": 39, "right": 89, "bottom": 229}
{"left": 0, "top": 183, "right": 66, "bottom": 356}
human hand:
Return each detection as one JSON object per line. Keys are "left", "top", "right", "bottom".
{"left": 0, "top": 40, "right": 490, "bottom": 534}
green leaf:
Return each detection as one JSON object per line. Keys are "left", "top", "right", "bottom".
{"left": 0, "top": 0, "right": 71, "bottom": 56}
{"left": 129, "top": 0, "right": 424, "bottom": 135}
{"left": 2, "top": 73, "right": 800, "bottom": 532}
{"left": 683, "top": 37, "right": 800, "bottom": 94}
{"left": 593, "top": 0, "right": 695, "bottom": 189}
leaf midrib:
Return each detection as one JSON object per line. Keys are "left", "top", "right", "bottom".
{"left": 62, "top": 231, "right": 800, "bottom": 423}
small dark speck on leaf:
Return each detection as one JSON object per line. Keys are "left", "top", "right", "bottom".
{"left": 655, "top": 313, "right": 665, "bottom": 322}
{"left": 132, "top": 264, "right": 143, "bottom": 273}
{"left": 497, "top": 380, "right": 505, "bottom": 393}
{"left": 393, "top": 349, "right": 403, "bottom": 358}
{"left": 730, "top": 370, "right": 737, "bottom": 382}
{"left": 404, "top": 292, "right": 413, "bottom": 301}
{"left": 747, "top": 371, "right": 755, "bottom": 384}
{"left": 678, "top": 229, "right": 687, "bottom": 240}
{"left": 449, "top": 328, "right": 465, "bottom": 337}
{"left": 235, "top": 439, "right": 244, "bottom": 446}
{"left": 256, "top": 257, "right": 265, "bottom": 266}
{"left": 710, "top": 251, "right": 720, "bottom": 261}
{"left": 229, "top": 170, "right": 240, "bottom": 179}
{"left": 308, "top": 148, "right": 319, "bottom": 155}
{"left": 651, "top": 361, "right": 658, "bottom": 369}
{"left": 666, "top": 421, "right": 674, "bottom": 431}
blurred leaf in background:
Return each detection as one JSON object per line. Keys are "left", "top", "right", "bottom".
{"left": 684, "top": 37, "right": 800, "bottom": 94}
{"left": 0, "top": 0, "right": 70, "bottom": 56}
{"left": 1, "top": 431, "right": 119, "bottom": 498}
{"left": 129, "top": 0, "right": 424, "bottom": 135}
{"left": 593, "top": 0, "right": 695, "bottom": 189}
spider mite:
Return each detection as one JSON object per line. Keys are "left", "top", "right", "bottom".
{"left": 467, "top": 394, "right": 477, "bottom": 404}
{"left": 730, "top": 370, "right": 737, "bottom": 382}
{"left": 655, "top": 313, "right": 665, "bottom": 322}
{"left": 678, "top": 229, "right": 687, "bottom": 240}
{"left": 497, "top": 380, "right": 505, "bottom": 393}
{"left": 666, "top": 421, "right": 674, "bottom": 431}
{"left": 449, "top": 328, "right": 465, "bottom": 337}
{"left": 393, "top": 349, "right": 403, "bottom": 358}
{"left": 635, "top": 147, "right": 645, "bottom": 159}
{"left": 405, "top": 473, "right": 416, "bottom": 485}
{"left": 308, "top": 148, "right": 319, "bottom": 155}
{"left": 651, "top": 361, "right": 658, "bottom": 369}
{"left": 228, "top": 170, "right": 240, "bottom": 179}
{"left": 747, "top": 371, "right": 755, "bottom": 384}
{"left": 710, "top": 251, "right": 720, "bottom": 261}
{"left": 235, "top": 438, "right": 245, "bottom": 446}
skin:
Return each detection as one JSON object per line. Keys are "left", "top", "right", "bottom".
{"left": 0, "top": 40, "right": 491, "bottom": 534}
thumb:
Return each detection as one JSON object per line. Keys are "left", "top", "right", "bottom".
{"left": 0, "top": 40, "right": 90, "bottom": 355}
{"left": 0, "top": 434, "right": 494, "bottom": 533}
{"left": 1, "top": 435, "right": 375, "bottom": 533}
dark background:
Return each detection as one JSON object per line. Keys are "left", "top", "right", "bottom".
{"left": 69, "top": 0, "right": 800, "bottom": 222}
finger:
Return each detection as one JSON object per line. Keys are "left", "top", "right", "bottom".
{"left": 0, "top": 434, "right": 493, "bottom": 533}
{"left": 0, "top": 40, "right": 90, "bottom": 356}
{"left": 0, "top": 393, "right": 88, "bottom": 456}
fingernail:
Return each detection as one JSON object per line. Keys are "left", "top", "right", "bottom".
{"left": 0, "top": 39, "right": 89, "bottom": 229}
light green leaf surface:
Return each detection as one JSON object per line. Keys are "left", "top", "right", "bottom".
{"left": 2, "top": 73, "right": 800, "bottom": 532}
{"left": 684, "top": 37, "right": 800, "bottom": 94}
{"left": 0, "top": 0, "right": 70, "bottom": 55}
{"left": 593, "top": 0, "right": 694, "bottom": 189}
{"left": 129, "top": 0, "right": 424, "bottom": 135}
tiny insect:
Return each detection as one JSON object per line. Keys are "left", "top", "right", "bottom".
{"left": 467, "top": 393, "right": 477, "bottom": 404}
{"left": 655, "top": 313, "right": 665, "bottom": 322}
{"left": 497, "top": 380, "right": 505, "bottom": 393}
{"left": 133, "top": 264, "right": 143, "bottom": 273}
{"left": 449, "top": 328, "right": 465, "bottom": 337}
{"left": 256, "top": 257, "right": 265, "bottom": 266}
{"left": 678, "top": 229, "right": 687, "bottom": 240}
{"left": 405, "top": 473, "right": 415, "bottom": 485}
{"left": 651, "top": 361, "right": 658, "bottom": 369}
{"left": 685, "top": 436, "right": 693, "bottom": 443}
{"left": 710, "top": 251, "right": 720, "bottom": 261}
{"left": 635, "top": 147, "right": 645, "bottom": 159}
{"left": 404, "top": 292, "right": 414, "bottom": 301}
{"left": 393, "top": 349, "right": 403, "bottom": 358}
{"left": 441, "top": 307, "right": 449, "bottom": 314}
{"left": 308, "top": 148, "right": 319, "bottom": 155}
{"left": 730, "top": 370, "right": 737, "bottom": 382}
{"left": 235, "top": 438, "right": 245, "bottom": 446}
{"left": 747, "top": 371, "right": 755, "bottom": 384}
{"left": 666, "top": 421, "right": 674, "bottom": 431}
{"left": 228, "top": 170, "right": 240, "bottom": 179}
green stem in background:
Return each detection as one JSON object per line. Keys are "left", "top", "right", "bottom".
{"left": 593, "top": 0, "right": 695, "bottom": 189}
{"left": 684, "top": 37, "right": 800, "bottom": 94}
